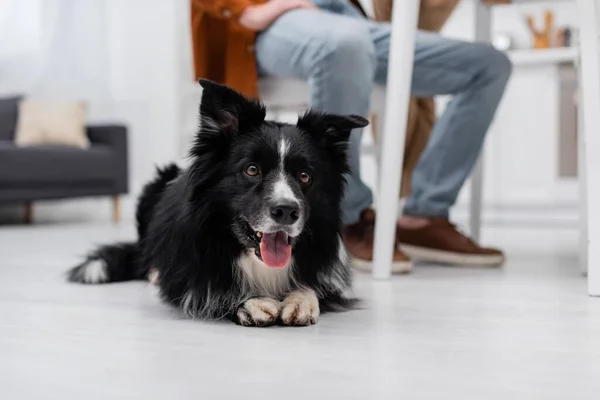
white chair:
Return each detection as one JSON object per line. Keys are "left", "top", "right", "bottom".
{"left": 258, "top": 77, "right": 384, "bottom": 159}
{"left": 576, "top": 0, "right": 600, "bottom": 296}
{"left": 260, "top": 77, "right": 485, "bottom": 229}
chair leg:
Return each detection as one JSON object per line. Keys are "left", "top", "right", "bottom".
{"left": 372, "top": 0, "right": 419, "bottom": 279}
{"left": 370, "top": 112, "right": 378, "bottom": 143}
{"left": 470, "top": 157, "right": 484, "bottom": 242}
{"left": 370, "top": 112, "right": 382, "bottom": 189}
{"left": 112, "top": 196, "right": 120, "bottom": 224}
{"left": 23, "top": 202, "right": 33, "bottom": 224}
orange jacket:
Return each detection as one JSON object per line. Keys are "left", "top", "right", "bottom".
{"left": 191, "top": 0, "right": 265, "bottom": 98}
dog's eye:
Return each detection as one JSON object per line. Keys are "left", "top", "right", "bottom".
{"left": 245, "top": 164, "right": 260, "bottom": 177}
{"left": 299, "top": 171, "right": 311, "bottom": 184}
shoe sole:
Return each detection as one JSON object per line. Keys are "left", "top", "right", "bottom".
{"left": 399, "top": 244, "right": 505, "bottom": 267}
{"left": 352, "top": 257, "right": 413, "bottom": 274}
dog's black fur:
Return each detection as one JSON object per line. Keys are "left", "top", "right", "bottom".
{"left": 67, "top": 79, "right": 367, "bottom": 326}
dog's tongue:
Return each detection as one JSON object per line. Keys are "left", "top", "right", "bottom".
{"left": 260, "top": 232, "right": 291, "bottom": 268}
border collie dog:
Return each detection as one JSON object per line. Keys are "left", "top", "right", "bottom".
{"left": 67, "top": 80, "right": 368, "bottom": 327}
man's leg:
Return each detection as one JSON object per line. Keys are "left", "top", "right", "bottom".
{"left": 254, "top": 5, "right": 411, "bottom": 271}
{"left": 370, "top": 26, "right": 512, "bottom": 265}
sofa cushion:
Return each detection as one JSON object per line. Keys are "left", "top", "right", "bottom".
{"left": 0, "top": 142, "right": 117, "bottom": 185}
{"left": 15, "top": 100, "right": 90, "bottom": 149}
{"left": 0, "top": 96, "right": 22, "bottom": 141}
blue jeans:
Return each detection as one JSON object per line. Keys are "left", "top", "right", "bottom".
{"left": 255, "top": 0, "right": 512, "bottom": 225}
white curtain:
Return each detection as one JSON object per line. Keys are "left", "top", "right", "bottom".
{"left": 0, "top": 0, "right": 111, "bottom": 101}
{"left": 1, "top": 0, "right": 185, "bottom": 195}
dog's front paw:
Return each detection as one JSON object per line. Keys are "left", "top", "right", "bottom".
{"left": 280, "top": 289, "right": 319, "bottom": 326}
{"left": 236, "top": 297, "right": 281, "bottom": 327}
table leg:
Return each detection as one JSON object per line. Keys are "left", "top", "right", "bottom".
{"left": 575, "top": 48, "right": 588, "bottom": 275}
{"left": 469, "top": 3, "right": 492, "bottom": 242}
{"left": 372, "top": 0, "right": 420, "bottom": 279}
{"left": 578, "top": 0, "right": 600, "bottom": 296}
{"left": 577, "top": 96, "right": 588, "bottom": 275}
{"left": 469, "top": 158, "right": 483, "bottom": 242}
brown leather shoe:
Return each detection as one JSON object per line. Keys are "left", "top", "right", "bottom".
{"left": 397, "top": 218, "right": 504, "bottom": 266}
{"left": 342, "top": 209, "right": 413, "bottom": 273}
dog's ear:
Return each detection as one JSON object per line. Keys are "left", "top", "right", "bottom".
{"left": 188, "top": 80, "right": 266, "bottom": 200}
{"left": 297, "top": 111, "right": 369, "bottom": 172}
{"left": 197, "top": 79, "right": 266, "bottom": 138}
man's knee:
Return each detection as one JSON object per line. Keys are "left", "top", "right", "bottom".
{"left": 314, "top": 27, "right": 377, "bottom": 78}
{"left": 474, "top": 43, "right": 513, "bottom": 83}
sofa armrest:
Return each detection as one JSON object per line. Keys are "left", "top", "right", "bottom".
{"left": 87, "top": 125, "right": 127, "bottom": 147}
{"left": 86, "top": 125, "right": 129, "bottom": 194}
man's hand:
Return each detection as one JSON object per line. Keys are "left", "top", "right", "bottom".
{"left": 239, "top": 0, "right": 317, "bottom": 32}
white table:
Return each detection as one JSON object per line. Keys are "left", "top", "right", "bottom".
{"left": 372, "top": 1, "right": 491, "bottom": 278}
{"left": 577, "top": 0, "right": 600, "bottom": 296}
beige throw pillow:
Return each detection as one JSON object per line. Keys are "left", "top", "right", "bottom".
{"left": 15, "top": 101, "right": 89, "bottom": 149}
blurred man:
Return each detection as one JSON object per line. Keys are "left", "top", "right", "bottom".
{"left": 191, "top": 0, "right": 512, "bottom": 272}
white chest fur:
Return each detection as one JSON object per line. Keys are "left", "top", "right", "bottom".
{"left": 236, "top": 252, "right": 295, "bottom": 299}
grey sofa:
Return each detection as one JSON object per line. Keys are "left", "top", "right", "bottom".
{"left": 0, "top": 96, "right": 128, "bottom": 223}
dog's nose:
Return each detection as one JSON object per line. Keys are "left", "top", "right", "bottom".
{"left": 269, "top": 201, "right": 300, "bottom": 225}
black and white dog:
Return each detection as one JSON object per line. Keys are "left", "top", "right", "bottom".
{"left": 67, "top": 79, "right": 367, "bottom": 327}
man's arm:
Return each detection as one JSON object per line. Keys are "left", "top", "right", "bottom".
{"left": 191, "top": 0, "right": 262, "bottom": 21}
{"left": 192, "top": 0, "right": 317, "bottom": 31}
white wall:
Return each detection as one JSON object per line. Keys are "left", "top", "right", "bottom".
{"left": 104, "top": 0, "right": 182, "bottom": 190}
